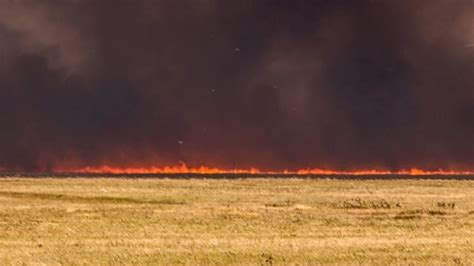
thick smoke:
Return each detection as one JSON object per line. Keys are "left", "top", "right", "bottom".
{"left": 1, "top": 0, "right": 474, "bottom": 171}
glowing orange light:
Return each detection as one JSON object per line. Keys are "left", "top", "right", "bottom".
{"left": 54, "top": 164, "right": 474, "bottom": 175}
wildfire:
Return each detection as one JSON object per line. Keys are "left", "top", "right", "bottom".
{"left": 54, "top": 164, "right": 474, "bottom": 175}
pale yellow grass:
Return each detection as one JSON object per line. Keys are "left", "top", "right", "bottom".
{"left": 0, "top": 177, "right": 472, "bottom": 265}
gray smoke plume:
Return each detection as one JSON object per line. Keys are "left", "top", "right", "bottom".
{"left": 0, "top": 0, "right": 474, "bottom": 171}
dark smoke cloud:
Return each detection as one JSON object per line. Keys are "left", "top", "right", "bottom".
{"left": 1, "top": 0, "right": 474, "bottom": 171}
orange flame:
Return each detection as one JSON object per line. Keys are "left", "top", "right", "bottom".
{"left": 54, "top": 164, "right": 474, "bottom": 175}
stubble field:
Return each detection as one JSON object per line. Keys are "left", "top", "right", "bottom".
{"left": 0, "top": 176, "right": 472, "bottom": 265}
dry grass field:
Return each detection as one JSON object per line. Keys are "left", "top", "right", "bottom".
{"left": 0, "top": 177, "right": 472, "bottom": 265}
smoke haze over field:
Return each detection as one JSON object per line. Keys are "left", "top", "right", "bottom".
{"left": 1, "top": 0, "right": 474, "bottom": 172}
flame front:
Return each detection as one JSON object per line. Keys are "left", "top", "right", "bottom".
{"left": 54, "top": 164, "right": 474, "bottom": 175}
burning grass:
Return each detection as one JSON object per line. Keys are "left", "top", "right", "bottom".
{"left": 0, "top": 177, "right": 472, "bottom": 264}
